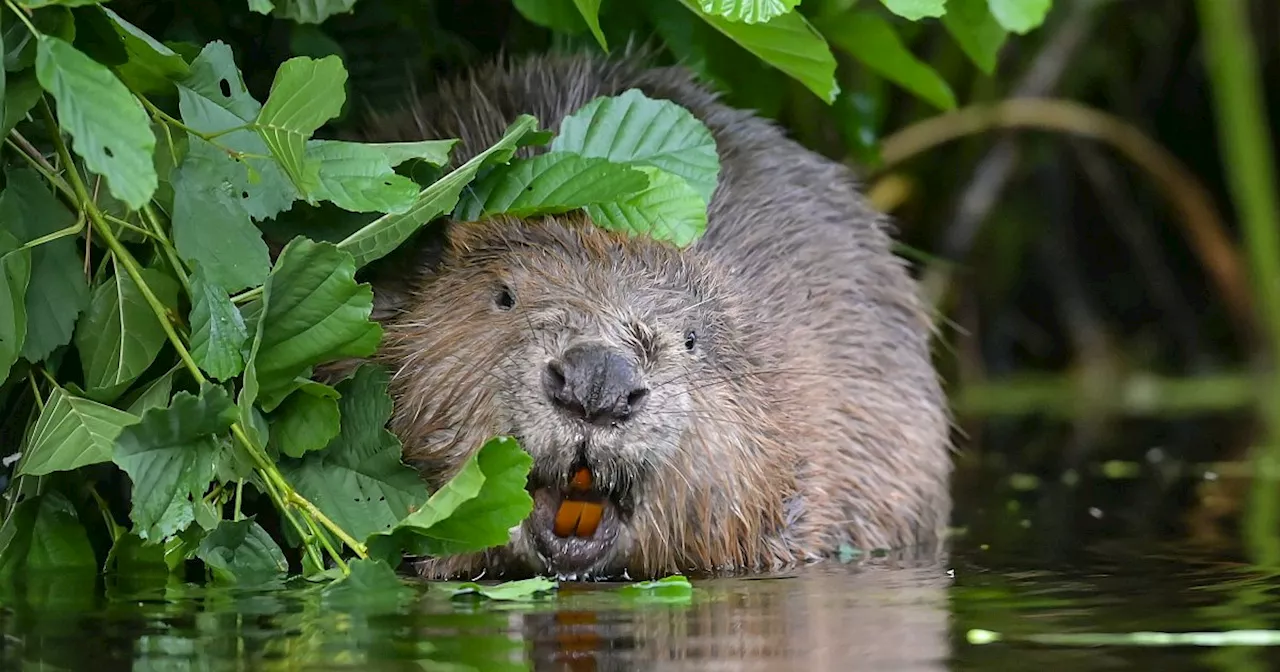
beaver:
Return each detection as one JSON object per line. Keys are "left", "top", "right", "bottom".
{"left": 346, "top": 51, "right": 952, "bottom": 580}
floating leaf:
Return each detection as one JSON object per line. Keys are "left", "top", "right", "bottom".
{"left": 244, "top": 238, "right": 381, "bottom": 410}
{"left": 880, "top": 0, "right": 947, "bottom": 21}
{"left": 943, "top": 0, "right": 1007, "bottom": 73}
{"left": 988, "top": 0, "right": 1051, "bottom": 34}
{"left": 367, "top": 436, "right": 533, "bottom": 558}
{"left": 35, "top": 35, "right": 156, "bottom": 209}
{"left": 321, "top": 558, "right": 416, "bottom": 610}
{"left": 448, "top": 577, "right": 557, "bottom": 601}
{"left": 112, "top": 384, "right": 238, "bottom": 541}
{"left": 303, "top": 139, "right": 455, "bottom": 213}
{"left": 279, "top": 365, "right": 427, "bottom": 542}
{"left": 337, "top": 115, "right": 539, "bottom": 268}
{"left": 618, "top": 574, "right": 695, "bottom": 603}
{"left": 267, "top": 381, "right": 340, "bottom": 458}
{"left": 188, "top": 264, "right": 249, "bottom": 381}
{"left": 0, "top": 491, "right": 97, "bottom": 579}
{"left": 586, "top": 166, "right": 707, "bottom": 247}
{"left": 552, "top": 88, "right": 721, "bottom": 204}
{"left": 696, "top": 0, "right": 801, "bottom": 23}
{"left": 818, "top": 11, "right": 957, "bottom": 111}
{"left": 0, "top": 231, "right": 31, "bottom": 384}
{"left": 680, "top": 0, "right": 839, "bottom": 103}
{"left": 195, "top": 519, "right": 288, "bottom": 584}
{"left": 253, "top": 55, "right": 347, "bottom": 196}
{"left": 74, "top": 265, "right": 179, "bottom": 401}
{"left": 455, "top": 152, "right": 647, "bottom": 221}
{"left": 18, "top": 386, "right": 139, "bottom": 476}
{"left": 0, "top": 168, "right": 90, "bottom": 363}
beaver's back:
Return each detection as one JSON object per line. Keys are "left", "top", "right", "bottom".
{"left": 362, "top": 52, "right": 951, "bottom": 552}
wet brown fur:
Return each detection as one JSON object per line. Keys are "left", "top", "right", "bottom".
{"left": 342, "top": 50, "right": 952, "bottom": 579}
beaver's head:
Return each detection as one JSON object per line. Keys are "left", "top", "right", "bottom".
{"left": 376, "top": 213, "right": 795, "bottom": 580}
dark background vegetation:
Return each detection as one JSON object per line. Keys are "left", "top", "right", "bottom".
{"left": 28, "top": 0, "right": 1280, "bottom": 555}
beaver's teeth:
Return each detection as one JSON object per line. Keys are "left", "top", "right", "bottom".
{"left": 553, "top": 499, "right": 584, "bottom": 537}
{"left": 569, "top": 467, "right": 592, "bottom": 493}
{"left": 575, "top": 501, "right": 603, "bottom": 536}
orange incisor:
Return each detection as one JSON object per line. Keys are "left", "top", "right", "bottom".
{"left": 553, "top": 468, "right": 603, "bottom": 538}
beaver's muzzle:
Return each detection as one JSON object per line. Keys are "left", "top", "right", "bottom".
{"left": 543, "top": 342, "right": 649, "bottom": 426}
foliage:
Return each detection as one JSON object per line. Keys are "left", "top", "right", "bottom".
{"left": 0, "top": 0, "right": 1049, "bottom": 590}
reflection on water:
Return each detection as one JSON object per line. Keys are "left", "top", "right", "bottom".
{"left": 13, "top": 471, "right": 1280, "bottom": 669}
{"left": 0, "top": 549, "right": 952, "bottom": 671}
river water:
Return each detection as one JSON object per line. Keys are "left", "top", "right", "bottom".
{"left": 3, "top": 465, "right": 1277, "bottom": 670}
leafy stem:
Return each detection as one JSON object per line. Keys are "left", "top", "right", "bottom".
{"left": 5, "top": 133, "right": 76, "bottom": 201}
{"left": 3, "top": 0, "right": 37, "bottom": 34}
{"left": 39, "top": 97, "right": 361, "bottom": 573}
{"left": 39, "top": 99, "right": 204, "bottom": 382}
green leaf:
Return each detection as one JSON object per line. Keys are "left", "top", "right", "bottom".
{"left": 35, "top": 35, "right": 156, "bottom": 209}
{"left": 2, "top": 73, "right": 42, "bottom": 137}
{"left": 0, "top": 167, "right": 90, "bottom": 363}
{"left": 273, "top": 0, "right": 358, "bottom": 23}
{"left": 0, "top": 490, "right": 97, "bottom": 579}
{"left": 321, "top": 557, "right": 415, "bottom": 610}
{"left": 17, "top": 0, "right": 105, "bottom": 6}
{"left": 278, "top": 365, "right": 427, "bottom": 542}
{"left": 188, "top": 264, "right": 249, "bottom": 381}
{"left": 818, "top": 11, "right": 957, "bottom": 110}
{"left": 253, "top": 55, "right": 347, "bottom": 197}
{"left": 0, "top": 231, "right": 31, "bottom": 383}
{"left": 552, "top": 88, "right": 720, "bottom": 203}
{"left": 249, "top": 0, "right": 275, "bottom": 14}
{"left": 304, "top": 139, "right": 455, "bottom": 213}
{"left": 574, "top": 0, "right": 608, "bottom": 49}
{"left": 448, "top": 577, "right": 557, "bottom": 601}
{"left": 514, "top": 0, "right": 590, "bottom": 34}
{"left": 112, "top": 383, "right": 238, "bottom": 542}
{"left": 880, "top": 0, "right": 947, "bottom": 20}
{"left": 267, "top": 381, "right": 340, "bottom": 458}
{"left": 943, "top": 0, "right": 1007, "bottom": 73}
{"left": 17, "top": 386, "right": 139, "bottom": 476}
{"left": 367, "top": 436, "right": 533, "bottom": 558}
{"left": 680, "top": 0, "right": 839, "bottom": 103}
{"left": 618, "top": 574, "right": 695, "bottom": 603}
{"left": 337, "top": 115, "right": 539, "bottom": 268}
{"left": 245, "top": 238, "right": 381, "bottom": 410}
{"left": 586, "top": 166, "right": 707, "bottom": 247}
{"left": 1, "top": 14, "right": 6, "bottom": 121}
{"left": 454, "top": 153, "right": 648, "bottom": 221}
{"left": 988, "top": 0, "right": 1050, "bottom": 34}
{"left": 194, "top": 519, "right": 288, "bottom": 584}
{"left": 177, "top": 41, "right": 298, "bottom": 221}
{"left": 170, "top": 138, "right": 273, "bottom": 294}
{"left": 74, "top": 265, "right": 179, "bottom": 401}
{"left": 121, "top": 366, "right": 178, "bottom": 416}
{"left": 102, "top": 7, "right": 191, "bottom": 93}
{"left": 696, "top": 0, "right": 801, "bottom": 23}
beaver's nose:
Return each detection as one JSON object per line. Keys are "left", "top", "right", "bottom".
{"left": 544, "top": 343, "right": 649, "bottom": 425}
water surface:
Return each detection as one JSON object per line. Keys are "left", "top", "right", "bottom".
{"left": 4, "top": 473, "right": 1277, "bottom": 670}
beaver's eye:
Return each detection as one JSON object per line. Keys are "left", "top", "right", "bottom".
{"left": 683, "top": 330, "right": 697, "bottom": 351}
{"left": 495, "top": 285, "right": 516, "bottom": 311}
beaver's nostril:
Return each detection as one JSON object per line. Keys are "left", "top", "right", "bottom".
{"left": 624, "top": 388, "right": 649, "bottom": 416}
{"left": 544, "top": 360, "right": 569, "bottom": 402}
